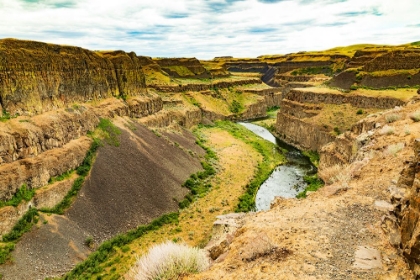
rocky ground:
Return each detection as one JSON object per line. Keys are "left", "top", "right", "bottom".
{"left": 189, "top": 99, "right": 420, "bottom": 279}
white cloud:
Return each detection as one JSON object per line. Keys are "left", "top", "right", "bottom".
{"left": 0, "top": 0, "right": 419, "bottom": 58}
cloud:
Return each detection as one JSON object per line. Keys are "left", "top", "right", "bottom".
{"left": 248, "top": 27, "right": 277, "bottom": 33}
{"left": 0, "top": 0, "right": 419, "bottom": 59}
{"left": 20, "top": 0, "right": 77, "bottom": 8}
{"left": 258, "top": 0, "right": 288, "bottom": 3}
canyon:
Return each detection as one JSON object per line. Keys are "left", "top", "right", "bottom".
{"left": 0, "top": 39, "right": 419, "bottom": 279}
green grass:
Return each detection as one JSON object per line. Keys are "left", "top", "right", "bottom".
{"left": 41, "top": 139, "right": 100, "bottom": 215}
{"left": 48, "top": 170, "right": 73, "bottom": 184}
{"left": 97, "top": 118, "right": 122, "bottom": 147}
{"left": 0, "top": 184, "right": 35, "bottom": 208}
{"left": 301, "top": 150, "right": 320, "bottom": 167}
{"left": 0, "top": 208, "right": 40, "bottom": 264}
{"left": 296, "top": 175, "right": 324, "bottom": 199}
{"left": 291, "top": 66, "right": 334, "bottom": 76}
{"left": 210, "top": 121, "right": 286, "bottom": 212}
{"left": 62, "top": 213, "right": 180, "bottom": 280}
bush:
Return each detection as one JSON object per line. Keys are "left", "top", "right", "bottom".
{"left": 2, "top": 208, "right": 39, "bottom": 242}
{"left": 129, "top": 241, "right": 209, "bottom": 280}
{"left": 384, "top": 143, "right": 405, "bottom": 156}
{"left": 296, "top": 175, "right": 324, "bottom": 199}
{"left": 229, "top": 100, "right": 242, "bottom": 113}
{"left": 409, "top": 111, "right": 420, "bottom": 122}
{"left": 385, "top": 114, "right": 401, "bottom": 123}
{"left": 379, "top": 125, "right": 395, "bottom": 135}
{"left": 0, "top": 184, "right": 35, "bottom": 208}
{"left": 356, "top": 109, "right": 363, "bottom": 115}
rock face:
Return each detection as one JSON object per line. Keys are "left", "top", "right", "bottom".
{"left": 0, "top": 39, "right": 147, "bottom": 116}
{"left": 275, "top": 87, "right": 404, "bottom": 152}
{"left": 330, "top": 49, "right": 420, "bottom": 90}
{"left": 393, "top": 139, "right": 420, "bottom": 274}
{"left": 155, "top": 57, "right": 211, "bottom": 78}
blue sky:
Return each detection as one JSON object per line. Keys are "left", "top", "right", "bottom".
{"left": 0, "top": 0, "right": 419, "bottom": 59}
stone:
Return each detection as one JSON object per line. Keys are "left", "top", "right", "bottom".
{"left": 374, "top": 200, "right": 394, "bottom": 212}
{"left": 353, "top": 246, "right": 383, "bottom": 270}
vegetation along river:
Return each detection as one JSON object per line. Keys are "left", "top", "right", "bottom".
{"left": 238, "top": 122, "right": 316, "bottom": 211}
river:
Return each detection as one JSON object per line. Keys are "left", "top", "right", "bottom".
{"left": 238, "top": 122, "right": 316, "bottom": 211}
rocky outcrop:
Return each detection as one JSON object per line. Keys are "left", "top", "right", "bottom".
{"left": 139, "top": 106, "right": 202, "bottom": 128}
{"left": 285, "top": 88, "right": 406, "bottom": 109}
{"left": 330, "top": 49, "right": 420, "bottom": 90}
{"left": 149, "top": 79, "right": 262, "bottom": 93}
{"left": 155, "top": 57, "right": 210, "bottom": 78}
{"left": 276, "top": 113, "right": 336, "bottom": 151}
{"left": 0, "top": 39, "right": 148, "bottom": 116}
{"left": 0, "top": 95, "right": 162, "bottom": 165}
{"left": 390, "top": 139, "right": 420, "bottom": 274}
{"left": 0, "top": 137, "right": 91, "bottom": 200}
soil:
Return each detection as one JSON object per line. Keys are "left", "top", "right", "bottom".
{"left": 0, "top": 214, "right": 91, "bottom": 280}
{"left": 66, "top": 118, "right": 204, "bottom": 242}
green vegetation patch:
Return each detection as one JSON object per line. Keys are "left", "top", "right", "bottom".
{"left": 291, "top": 66, "right": 334, "bottom": 76}
{"left": 211, "top": 121, "right": 285, "bottom": 212}
{"left": 62, "top": 213, "right": 179, "bottom": 280}
{"left": 0, "top": 184, "right": 35, "bottom": 208}
{"left": 302, "top": 150, "right": 320, "bottom": 167}
{"left": 296, "top": 175, "right": 324, "bottom": 199}
{"left": 96, "top": 118, "right": 122, "bottom": 147}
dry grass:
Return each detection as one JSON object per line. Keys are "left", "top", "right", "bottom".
{"left": 128, "top": 241, "right": 209, "bottom": 280}
{"left": 379, "top": 125, "right": 395, "bottom": 135}
{"left": 385, "top": 113, "right": 401, "bottom": 123}
{"left": 409, "top": 111, "right": 420, "bottom": 122}
{"left": 319, "top": 164, "right": 351, "bottom": 186}
{"left": 384, "top": 142, "right": 405, "bottom": 157}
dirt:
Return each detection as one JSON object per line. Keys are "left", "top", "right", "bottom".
{"left": 66, "top": 118, "right": 204, "bottom": 242}
{"left": 0, "top": 214, "right": 91, "bottom": 280}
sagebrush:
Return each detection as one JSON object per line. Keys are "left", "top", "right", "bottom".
{"left": 129, "top": 241, "right": 209, "bottom": 280}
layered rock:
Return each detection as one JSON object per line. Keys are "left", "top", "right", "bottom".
{"left": 0, "top": 39, "right": 148, "bottom": 116}
{"left": 330, "top": 49, "right": 420, "bottom": 90}
{"left": 149, "top": 78, "right": 262, "bottom": 93}
{"left": 155, "top": 57, "right": 210, "bottom": 78}
{"left": 392, "top": 139, "right": 420, "bottom": 274}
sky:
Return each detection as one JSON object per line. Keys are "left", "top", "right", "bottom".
{"left": 0, "top": 0, "right": 419, "bottom": 59}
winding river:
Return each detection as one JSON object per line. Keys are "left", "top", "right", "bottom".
{"left": 238, "top": 122, "right": 316, "bottom": 211}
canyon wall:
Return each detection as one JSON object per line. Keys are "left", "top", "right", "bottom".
{"left": 0, "top": 39, "right": 147, "bottom": 116}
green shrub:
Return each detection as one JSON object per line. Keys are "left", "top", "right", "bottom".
{"left": 64, "top": 213, "right": 179, "bottom": 279}
{"left": 0, "top": 243, "right": 15, "bottom": 264}
{"left": 0, "top": 184, "right": 35, "bottom": 208}
{"left": 350, "top": 85, "right": 358, "bottom": 90}
{"left": 97, "top": 118, "right": 121, "bottom": 147}
{"left": 302, "top": 150, "right": 320, "bottom": 167}
{"left": 2, "top": 208, "right": 39, "bottom": 242}
{"left": 296, "top": 175, "right": 324, "bottom": 198}
{"left": 333, "top": 127, "right": 341, "bottom": 135}
{"left": 356, "top": 109, "right": 363, "bottom": 115}
{"left": 229, "top": 100, "right": 242, "bottom": 113}
{"left": 409, "top": 111, "right": 420, "bottom": 122}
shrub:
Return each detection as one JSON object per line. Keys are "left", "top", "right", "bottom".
{"left": 384, "top": 143, "right": 405, "bottom": 156}
{"left": 379, "top": 125, "right": 395, "bottom": 135}
{"left": 129, "top": 241, "right": 209, "bottom": 280}
{"left": 409, "top": 111, "right": 420, "bottom": 122}
{"left": 229, "top": 100, "right": 242, "bottom": 113}
{"left": 296, "top": 175, "right": 324, "bottom": 198}
{"left": 385, "top": 114, "right": 401, "bottom": 123}
{"left": 356, "top": 109, "right": 363, "bottom": 115}
{"left": 333, "top": 127, "right": 341, "bottom": 135}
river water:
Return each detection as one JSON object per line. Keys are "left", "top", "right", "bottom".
{"left": 238, "top": 122, "right": 316, "bottom": 211}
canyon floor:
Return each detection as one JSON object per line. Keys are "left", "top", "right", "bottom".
{"left": 189, "top": 99, "right": 420, "bottom": 280}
